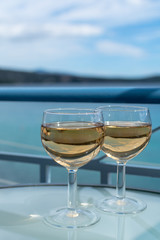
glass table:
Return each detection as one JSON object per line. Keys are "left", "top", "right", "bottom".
{"left": 0, "top": 185, "right": 159, "bottom": 239}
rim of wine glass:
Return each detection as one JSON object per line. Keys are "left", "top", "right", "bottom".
{"left": 97, "top": 105, "right": 149, "bottom": 112}
{"left": 43, "top": 108, "right": 101, "bottom": 115}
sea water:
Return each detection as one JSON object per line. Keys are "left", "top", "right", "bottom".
{"left": 0, "top": 101, "right": 159, "bottom": 189}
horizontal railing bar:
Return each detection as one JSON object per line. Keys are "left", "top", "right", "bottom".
{"left": 99, "top": 162, "right": 160, "bottom": 178}
{"left": 0, "top": 151, "right": 104, "bottom": 169}
{"left": 0, "top": 152, "right": 54, "bottom": 165}
{"left": 0, "top": 152, "right": 159, "bottom": 182}
{"left": 0, "top": 87, "right": 160, "bottom": 103}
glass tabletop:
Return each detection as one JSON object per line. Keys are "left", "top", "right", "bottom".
{"left": 0, "top": 185, "right": 159, "bottom": 240}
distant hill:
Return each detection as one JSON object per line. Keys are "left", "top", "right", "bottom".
{"left": 0, "top": 68, "right": 160, "bottom": 87}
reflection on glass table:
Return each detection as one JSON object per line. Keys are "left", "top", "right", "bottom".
{"left": 0, "top": 185, "right": 159, "bottom": 240}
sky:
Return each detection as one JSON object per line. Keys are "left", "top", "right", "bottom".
{"left": 0, "top": 0, "right": 160, "bottom": 78}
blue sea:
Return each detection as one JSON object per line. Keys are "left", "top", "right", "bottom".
{"left": 0, "top": 101, "right": 159, "bottom": 164}
{"left": 0, "top": 100, "right": 159, "bottom": 190}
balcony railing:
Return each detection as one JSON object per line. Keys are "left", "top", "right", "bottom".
{"left": 0, "top": 152, "right": 159, "bottom": 191}
{"left": 0, "top": 86, "right": 160, "bottom": 103}
{"left": 0, "top": 86, "right": 160, "bottom": 192}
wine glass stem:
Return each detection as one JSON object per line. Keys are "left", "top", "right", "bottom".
{"left": 116, "top": 163, "right": 126, "bottom": 200}
{"left": 68, "top": 169, "right": 77, "bottom": 210}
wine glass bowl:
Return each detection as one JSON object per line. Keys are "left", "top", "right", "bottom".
{"left": 97, "top": 105, "right": 152, "bottom": 214}
{"left": 41, "top": 121, "right": 103, "bottom": 170}
{"left": 41, "top": 108, "right": 104, "bottom": 228}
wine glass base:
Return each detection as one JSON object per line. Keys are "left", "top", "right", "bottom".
{"left": 44, "top": 207, "right": 100, "bottom": 229}
{"left": 97, "top": 197, "right": 147, "bottom": 214}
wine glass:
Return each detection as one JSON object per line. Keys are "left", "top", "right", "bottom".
{"left": 41, "top": 108, "right": 104, "bottom": 228}
{"left": 96, "top": 105, "right": 152, "bottom": 214}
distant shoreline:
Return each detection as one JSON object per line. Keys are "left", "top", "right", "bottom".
{"left": 0, "top": 68, "right": 160, "bottom": 87}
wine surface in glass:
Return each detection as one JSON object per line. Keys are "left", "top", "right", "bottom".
{"left": 41, "top": 121, "right": 104, "bottom": 169}
{"left": 102, "top": 121, "right": 152, "bottom": 162}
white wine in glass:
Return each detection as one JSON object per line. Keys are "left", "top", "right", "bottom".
{"left": 97, "top": 105, "right": 152, "bottom": 214}
{"left": 41, "top": 108, "right": 104, "bottom": 228}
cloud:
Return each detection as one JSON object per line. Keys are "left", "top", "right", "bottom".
{"left": 44, "top": 23, "right": 102, "bottom": 37}
{"left": 0, "top": 1, "right": 103, "bottom": 41}
{"left": 0, "top": 0, "right": 160, "bottom": 41}
{"left": 97, "top": 40, "right": 145, "bottom": 57}
{"left": 0, "top": 23, "right": 102, "bottom": 40}
{"left": 0, "top": 0, "right": 159, "bottom": 76}
{"left": 55, "top": 0, "right": 160, "bottom": 28}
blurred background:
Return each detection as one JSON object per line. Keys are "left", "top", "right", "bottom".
{"left": 0, "top": 1, "right": 159, "bottom": 190}
{"left": 0, "top": 0, "right": 160, "bottom": 85}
